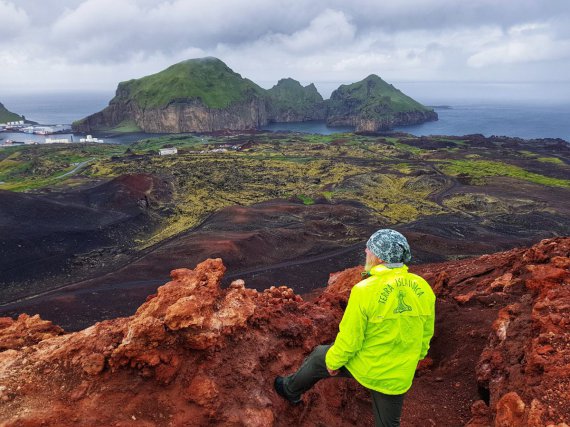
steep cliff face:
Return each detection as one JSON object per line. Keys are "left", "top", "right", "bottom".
{"left": 75, "top": 96, "right": 268, "bottom": 133}
{"left": 0, "top": 238, "right": 568, "bottom": 426}
{"left": 326, "top": 74, "right": 438, "bottom": 132}
{"left": 73, "top": 58, "right": 437, "bottom": 134}
{"left": 266, "top": 78, "right": 326, "bottom": 122}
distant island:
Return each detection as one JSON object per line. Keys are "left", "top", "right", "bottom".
{"left": 0, "top": 102, "right": 25, "bottom": 124}
{"left": 72, "top": 57, "right": 437, "bottom": 134}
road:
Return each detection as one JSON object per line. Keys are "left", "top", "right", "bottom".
{"left": 58, "top": 158, "right": 94, "bottom": 179}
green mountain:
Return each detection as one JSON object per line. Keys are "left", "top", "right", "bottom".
{"left": 326, "top": 75, "right": 437, "bottom": 132}
{"left": 266, "top": 78, "right": 326, "bottom": 122}
{"left": 114, "top": 57, "right": 265, "bottom": 110}
{"left": 74, "top": 58, "right": 269, "bottom": 133}
{"left": 73, "top": 58, "right": 436, "bottom": 134}
{"left": 0, "top": 102, "right": 24, "bottom": 123}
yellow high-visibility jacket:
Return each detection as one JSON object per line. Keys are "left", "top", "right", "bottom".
{"left": 325, "top": 264, "right": 436, "bottom": 395}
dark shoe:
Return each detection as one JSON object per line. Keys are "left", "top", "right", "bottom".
{"left": 274, "top": 376, "right": 302, "bottom": 404}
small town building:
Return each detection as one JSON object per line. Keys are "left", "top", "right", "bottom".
{"left": 159, "top": 147, "right": 178, "bottom": 156}
{"left": 80, "top": 135, "right": 104, "bottom": 143}
{"left": 45, "top": 138, "right": 71, "bottom": 144}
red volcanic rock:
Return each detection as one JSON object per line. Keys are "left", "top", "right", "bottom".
{"left": 474, "top": 238, "right": 570, "bottom": 426}
{"left": 0, "top": 313, "right": 64, "bottom": 351}
{"left": 0, "top": 258, "right": 346, "bottom": 426}
{"left": 320, "top": 265, "right": 364, "bottom": 306}
{"left": 495, "top": 392, "right": 527, "bottom": 426}
{"left": 0, "top": 238, "right": 568, "bottom": 426}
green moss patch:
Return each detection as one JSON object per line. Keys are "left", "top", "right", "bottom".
{"left": 297, "top": 194, "right": 315, "bottom": 205}
{"left": 440, "top": 159, "right": 570, "bottom": 188}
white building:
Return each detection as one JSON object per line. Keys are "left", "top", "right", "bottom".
{"left": 45, "top": 138, "right": 70, "bottom": 144}
{"left": 159, "top": 147, "right": 178, "bottom": 156}
{"left": 79, "top": 135, "right": 104, "bottom": 143}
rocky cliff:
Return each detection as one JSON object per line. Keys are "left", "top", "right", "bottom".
{"left": 0, "top": 238, "right": 568, "bottom": 426}
{"left": 76, "top": 96, "right": 268, "bottom": 134}
{"left": 73, "top": 57, "right": 436, "bottom": 134}
{"left": 326, "top": 74, "right": 438, "bottom": 132}
{"left": 73, "top": 58, "right": 268, "bottom": 133}
{"left": 266, "top": 78, "right": 326, "bottom": 122}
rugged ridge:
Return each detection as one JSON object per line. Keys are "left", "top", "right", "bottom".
{"left": 73, "top": 57, "right": 436, "bottom": 133}
{"left": 0, "top": 238, "right": 568, "bottom": 426}
{"left": 266, "top": 78, "right": 326, "bottom": 122}
{"left": 326, "top": 74, "right": 438, "bottom": 132}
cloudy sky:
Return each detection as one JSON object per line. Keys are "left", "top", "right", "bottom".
{"left": 1, "top": 0, "right": 570, "bottom": 101}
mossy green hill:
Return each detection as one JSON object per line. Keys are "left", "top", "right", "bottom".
{"left": 0, "top": 102, "right": 24, "bottom": 123}
{"left": 73, "top": 57, "right": 436, "bottom": 134}
{"left": 113, "top": 57, "right": 265, "bottom": 110}
{"left": 266, "top": 78, "right": 326, "bottom": 121}
{"left": 330, "top": 75, "right": 430, "bottom": 116}
{"left": 267, "top": 78, "right": 323, "bottom": 104}
{"left": 326, "top": 75, "right": 437, "bottom": 131}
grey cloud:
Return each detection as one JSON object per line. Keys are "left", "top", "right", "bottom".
{"left": 1, "top": 0, "right": 569, "bottom": 93}
{"left": 0, "top": 1, "right": 30, "bottom": 39}
{"left": 8, "top": 0, "right": 569, "bottom": 64}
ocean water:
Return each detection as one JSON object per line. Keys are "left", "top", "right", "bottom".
{"left": 263, "top": 103, "right": 570, "bottom": 141}
{"left": 1, "top": 92, "right": 112, "bottom": 125}
{"left": 2, "top": 91, "right": 569, "bottom": 142}
{"left": 394, "top": 103, "right": 570, "bottom": 141}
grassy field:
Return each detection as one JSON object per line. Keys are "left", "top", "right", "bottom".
{"left": 440, "top": 159, "right": 570, "bottom": 188}
{"left": 0, "top": 143, "right": 124, "bottom": 191}
{"left": 1, "top": 132, "right": 568, "bottom": 245}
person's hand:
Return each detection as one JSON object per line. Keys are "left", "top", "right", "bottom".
{"left": 327, "top": 368, "right": 339, "bottom": 376}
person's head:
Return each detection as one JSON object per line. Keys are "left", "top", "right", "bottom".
{"left": 365, "top": 229, "right": 411, "bottom": 271}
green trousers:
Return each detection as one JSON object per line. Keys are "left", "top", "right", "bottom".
{"left": 282, "top": 345, "right": 406, "bottom": 427}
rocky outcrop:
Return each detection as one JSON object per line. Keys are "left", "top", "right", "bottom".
{"left": 0, "top": 314, "right": 63, "bottom": 351}
{"left": 266, "top": 78, "right": 326, "bottom": 122}
{"left": 416, "top": 237, "right": 570, "bottom": 426}
{"left": 0, "top": 259, "right": 348, "bottom": 426}
{"left": 326, "top": 74, "right": 438, "bottom": 132}
{"left": 472, "top": 239, "right": 570, "bottom": 427}
{"left": 73, "top": 58, "right": 436, "bottom": 134}
{"left": 2, "top": 239, "right": 567, "bottom": 425}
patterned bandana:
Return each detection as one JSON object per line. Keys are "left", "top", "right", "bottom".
{"left": 366, "top": 229, "right": 412, "bottom": 264}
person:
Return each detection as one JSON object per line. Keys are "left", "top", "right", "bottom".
{"left": 274, "top": 229, "right": 436, "bottom": 427}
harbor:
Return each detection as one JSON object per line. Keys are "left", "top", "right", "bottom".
{"left": 0, "top": 121, "right": 152, "bottom": 147}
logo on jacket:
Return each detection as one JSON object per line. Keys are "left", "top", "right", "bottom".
{"left": 394, "top": 290, "right": 413, "bottom": 314}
